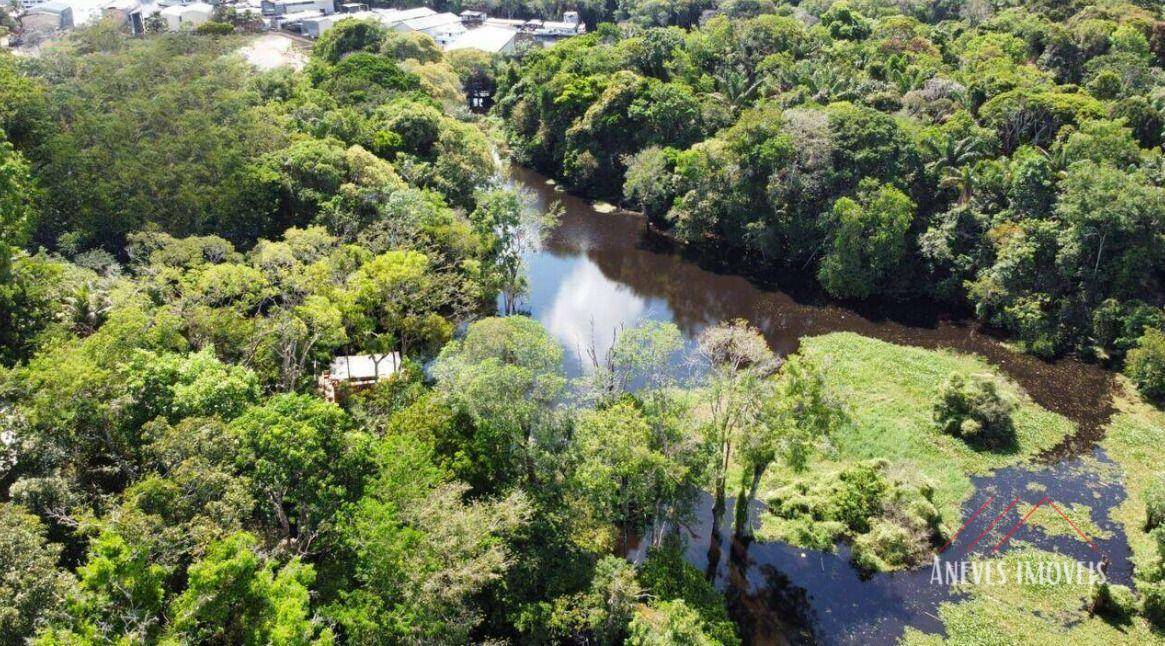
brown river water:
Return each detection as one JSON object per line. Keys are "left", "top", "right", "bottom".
{"left": 505, "top": 165, "right": 1129, "bottom": 645}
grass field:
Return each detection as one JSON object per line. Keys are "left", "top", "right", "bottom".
{"left": 899, "top": 379, "right": 1165, "bottom": 644}
{"left": 1102, "top": 380, "right": 1165, "bottom": 578}
{"left": 900, "top": 547, "right": 1160, "bottom": 645}
{"left": 756, "top": 332, "right": 1077, "bottom": 544}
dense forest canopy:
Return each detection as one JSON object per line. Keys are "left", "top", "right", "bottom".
{"left": 2, "top": 0, "right": 1165, "bottom": 644}
{"left": 497, "top": 0, "right": 1165, "bottom": 360}
{"left": 0, "top": 18, "right": 751, "bottom": 645}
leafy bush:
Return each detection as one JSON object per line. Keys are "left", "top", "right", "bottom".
{"left": 1126, "top": 328, "right": 1165, "bottom": 404}
{"left": 194, "top": 21, "right": 234, "bottom": 36}
{"left": 1088, "top": 583, "right": 1137, "bottom": 620}
{"left": 933, "top": 373, "right": 1018, "bottom": 449}
{"left": 627, "top": 599, "right": 722, "bottom": 646}
{"left": 1145, "top": 476, "right": 1165, "bottom": 531}
{"left": 852, "top": 519, "right": 914, "bottom": 572}
{"left": 764, "top": 461, "right": 942, "bottom": 570}
{"left": 1142, "top": 582, "right": 1165, "bottom": 628}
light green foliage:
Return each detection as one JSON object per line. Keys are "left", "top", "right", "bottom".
{"left": 778, "top": 333, "right": 1073, "bottom": 526}
{"left": 122, "top": 347, "right": 261, "bottom": 424}
{"left": 572, "top": 401, "right": 678, "bottom": 533}
{"left": 40, "top": 530, "right": 169, "bottom": 643}
{"left": 167, "top": 532, "right": 331, "bottom": 645}
{"left": 637, "top": 547, "right": 739, "bottom": 644}
{"left": 433, "top": 316, "right": 566, "bottom": 488}
{"left": 762, "top": 460, "right": 941, "bottom": 570}
{"left": 1146, "top": 476, "right": 1165, "bottom": 531}
{"left": 335, "top": 432, "right": 529, "bottom": 642}
{"left": 697, "top": 319, "right": 777, "bottom": 531}
{"left": 626, "top": 599, "right": 723, "bottom": 646}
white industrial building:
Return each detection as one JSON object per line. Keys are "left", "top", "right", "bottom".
{"left": 261, "top": 0, "right": 333, "bottom": 16}
{"left": 299, "top": 7, "right": 583, "bottom": 54}
{"left": 446, "top": 24, "right": 516, "bottom": 54}
{"left": 22, "top": 0, "right": 74, "bottom": 31}
{"left": 158, "top": 1, "right": 212, "bottom": 30}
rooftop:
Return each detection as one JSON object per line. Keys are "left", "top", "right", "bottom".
{"left": 329, "top": 353, "right": 402, "bottom": 381}
{"left": 446, "top": 24, "right": 516, "bottom": 53}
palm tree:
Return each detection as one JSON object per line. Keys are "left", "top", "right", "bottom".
{"left": 924, "top": 135, "right": 987, "bottom": 178}
{"left": 939, "top": 164, "right": 977, "bottom": 205}
{"left": 711, "top": 66, "right": 764, "bottom": 112}
{"left": 59, "top": 282, "right": 112, "bottom": 336}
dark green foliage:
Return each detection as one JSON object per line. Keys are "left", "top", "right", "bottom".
{"left": 311, "top": 18, "right": 388, "bottom": 63}
{"left": 22, "top": 34, "right": 289, "bottom": 251}
{"left": 639, "top": 547, "right": 739, "bottom": 645}
{"left": 1127, "top": 329, "right": 1165, "bottom": 404}
{"left": 933, "top": 373, "right": 1018, "bottom": 449}
{"left": 194, "top": 21, "right": 235, "bottom": 36}
{"left": 498, "top": 4, "right": 1165, "bottom": 361}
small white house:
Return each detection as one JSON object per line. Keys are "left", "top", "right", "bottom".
{"left": 159, "top": 1, "right": 211, "bottom": 30}
{"left": 319, "top": 353, "right": 402, "bottom": 401}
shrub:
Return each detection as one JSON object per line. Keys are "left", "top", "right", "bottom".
{"left": 852, "top": 519, "right": 914, "bottom": 572}
{"left": 194, "top": 21, "right": 234, "bottom": 36}
{"left": 1126, "top": 328, "right": 1165, "bottom": 403}
{"left": 764, "top": 461, "right": 942, "bottom": 571}
{"left": 1146, "top": 476, "right": 1165, "bottom": 531}
{"left": 1142, "top": 582, "right": 1165, "bottom": 627}
{"left": 1088, "top": 583, "right": 1137, "bottom": 619}
{"left": 934, "top": 373, "right": 1017, "bottom": 449}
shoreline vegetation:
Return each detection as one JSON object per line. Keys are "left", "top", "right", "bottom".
{"left": 751, "top": 332, "right": 1076, "bottom": 571}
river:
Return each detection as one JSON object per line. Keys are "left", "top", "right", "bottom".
{"left": 504, "top": 165, "right": 1129, "bottom": 645}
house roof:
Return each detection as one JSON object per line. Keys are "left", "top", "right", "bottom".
{"left": 376, "top": 6, "right": 433, "bottom": 23}
{"left": 329, "top": 353, "right": 402, "bottom": 381}
{"left": 400, "top": 11, "right": 459, "bottom": 31}
{"left": 446, "top": 24, "right": 516, "bottom": 53}
{"left": 33, "top": 0, "right": 70, "bottom": 12}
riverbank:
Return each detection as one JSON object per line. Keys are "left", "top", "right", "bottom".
{"left": 507, "top": 164, "right": 1142, "bottom": 644}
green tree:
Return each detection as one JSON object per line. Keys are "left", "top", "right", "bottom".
{"left": 230, "top": 394, "right": 370, "bottom": 554}
{"left": 334, "top": 432, "right": 529, "bottom": 642}
{"left": 734, "top": 354, "right": 844, "bottom": 537}
{"left": 38, "top": 530, "right": 168, "bottom": 643}
{"left": 697, "top": 320, "right": 777, "bottom": 534}
{"left": 817, "top": 180, "right": 915, "bottom": 299}
{"left": 1127, "top": 328, "right": 1165, "bottom": 404}
{"left": 432, "top": 316, "right": 566, "bottom": 488}
{"left": 312, "top": 18, "right": 388, "bottom": 64}
{"left": 167, "top": 532, "right": 331, "bottom": 645}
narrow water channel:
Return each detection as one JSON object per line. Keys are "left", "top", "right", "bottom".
{"left": 503, "top": 165, "right": 1129, "bottom": 645}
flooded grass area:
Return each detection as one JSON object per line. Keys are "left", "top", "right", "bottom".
{"left": 508, "top": 165, "right": 1147, "bottom": 645}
